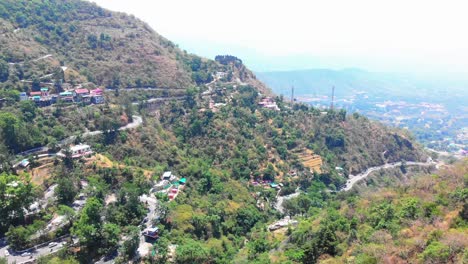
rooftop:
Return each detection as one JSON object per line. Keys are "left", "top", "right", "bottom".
{"left": 70, "top": 144, "right": 91, "bottom": 152}
{"left": 90, "top": 88, "right": 103, "bottom": 94}
{"left": 60, "top": 91, "right": 73, "bottom": 96}
{"left": 75, "top": 89, "right": 89, "bottom": 94}
{"left": 146, "top": 227, "right": 159, "bottom": 233}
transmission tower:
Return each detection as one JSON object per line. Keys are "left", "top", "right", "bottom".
{"left": 291, "top": 85, "right": 294, "bottom": 106}
{"left": 330, "top": 86, "right": 335, "bottom": 110}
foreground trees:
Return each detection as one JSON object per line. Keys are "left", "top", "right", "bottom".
{"left": 0, "top": 173, "right": 34, "bottom": 232}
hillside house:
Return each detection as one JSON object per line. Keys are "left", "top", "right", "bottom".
{"left": 161, "top": 171, "right": 173, "bottom": 180}
{"left": 90, "top": 88, "right": 103, "bottom": 95}
{"left": 143, "top": 227, "right": 159, "bottom": 239}
{"left": 90, "top": 89, "right": 105, "bottom": 104}
{"left": 258, "top": 97, "right": 280, "bottom": 111}
{"left": 60, "top": 91, "right": 74, "bottom": 102}
{"left": 32, "top": 95, "right": 41, "bottom": 102}
{"left": 40, "top": 87, "right": 49, "bottom": 96}
{"left": 19, "top": 159, "right": 30, "bottom": 168}
{"left": 215, "top": 71, "right": 226, "bottom": 79}
{"left": 30, "top": 91, "right": 42, "bottom": 98}
{"left": 20, "top": 92, "right": 28, "bottom": 101}
{"left": 57, "top": 144, "right": 93, "bottom": 159}
{"left": 74, "top": 89, "right": 89, "bottom": 102}
{"left": 81, "top": 95, "right": 92, "bottom": 104}
{"left": 51, "top": 95, "right": 58, "bottom": 104}
{"left": 92, "top": 95, "right": 105, "bottom": 104}
{"left": 161, "top": 171, "right": 176, "bottom": 181}
{"left": 179, "top": 178, "right": 187, "bottom": 185}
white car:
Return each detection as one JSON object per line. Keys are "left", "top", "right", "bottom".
{"left": 21, "top": 252, "right": 32, "bottom": 257}
{"left": 4, "top": 250, "right": 9, "bottom": 257}
{"left": 48, "top": 242, "right": 58, "bottom": 247}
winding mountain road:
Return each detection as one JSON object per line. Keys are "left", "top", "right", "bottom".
{"left": 341, "top": 160, "right": 436, "bottom": 191}
{"left": 8, "top": 54, "right": 53, "bottom": 66}
{"left": 273, "top": 160, "right": 436, "bottom": 214}
{"left": 14, "top": 116, "right": 143, "bottom": 167}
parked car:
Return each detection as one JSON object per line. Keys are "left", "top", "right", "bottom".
{"left": 21, "top": 252, "right": 32, "bottom": 257}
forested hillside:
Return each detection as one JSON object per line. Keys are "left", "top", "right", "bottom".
{"left": 0, "top": 0, "right": 267, "bottom": 92}
{"left": 266, "top": 159, "right": 467, "bottom": 264}
{"left": 0, "top": 1, "right": 451, "bottom": 264}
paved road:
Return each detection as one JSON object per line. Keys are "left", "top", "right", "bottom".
{"left": 75, "top": 115, "right": 143, "bottom": 138}
{"left": 0, "top": 237, "right": 76, "bottom": 264}
{"left": 426, "top": 148, "right": 464, "bottom": 160}
{"left": 44, "top": 184, "right": 57, "bottom": 201}
{"left": 8, "top": 54, "right": 53, "bottom": 66}
{"left": 94, "top": 193, "right": 159, "bottom": 263}
{"left": 33, "top": 54, "right": 53, "bottom": 62}
{"left": 119, "top": 115, "right": 143, "bottom": 130}
{"left": 341, "top": 160, "right": 436, "bottom": 191}
{"left": 137, "top": 194, "right": 159, "bottom": 258}
{"left": 14, "top": 115, "right": 143, "bottom": 163}
{"left": 81, "top": 115, "right": 143, "bottom": 138}
{"left": 273, "top": 160, "right": 436, "bottom": 213}
{"left": 132, "top": 96, "right": 186, "bottom": 106}
{"left": 108, "top": 87, "right": 186, "bottom": 91}
{"left": 275, "top": 191, "right": 300, "bottom": 214}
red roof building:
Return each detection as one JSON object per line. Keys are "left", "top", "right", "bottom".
{"left": 74, "top": 89, "right": 89, "bottom": 95}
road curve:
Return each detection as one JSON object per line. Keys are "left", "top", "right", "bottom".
{"left": 275, "top": 191, "right": 300, "bottom": 214}
{"left": 341, "top": 161, "right": 436, "bottom": 191}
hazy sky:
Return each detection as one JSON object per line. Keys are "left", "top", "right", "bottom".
{"left": 91, "top": 0, "right": 468, "bottom": 74}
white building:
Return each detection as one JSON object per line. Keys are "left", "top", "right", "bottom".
{"left": 161, "top": 171, "right": 173, "bottom": 180}
{"left": 57, "top": 144, "right": 93, "bottom": 159}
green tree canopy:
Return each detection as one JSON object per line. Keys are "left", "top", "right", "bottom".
{"left": 0, "top": 173, "right": 34, "bottom": 232}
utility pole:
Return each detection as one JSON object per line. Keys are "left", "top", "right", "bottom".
{"left": 330, "top": 86, "right": 335, "bottom": 110}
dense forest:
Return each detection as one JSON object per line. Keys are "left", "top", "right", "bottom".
{"left": 0, "top": 1, "right": 465, "bottom": 264}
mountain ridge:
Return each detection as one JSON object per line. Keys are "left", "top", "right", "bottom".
{"left": 0, "top": 0, "right": 269, "bottom": 94}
